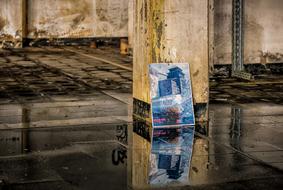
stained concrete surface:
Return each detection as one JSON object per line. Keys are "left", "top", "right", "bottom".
{"left": 0, "top": 0, "right": 129, "bottom": 47}
{"left": 0, "top": 0, "right": 24, "bottom": 48}
{"left": 213, "top": 0, "right": 283, "bottom": 64}
{"left": 210, "top": 75, "right": 283, "bottom": 104}
{"left": 0, "top": 120, "right": 282, "bottom": 190}
{"left": 0, "top": 46, "right": 131, "bottom": 189}
{"left": 27, "top": 0, "right": 129, "bottom": 38}
{"left": 0, "top": 46, "right": 283, "bottom": 189}
{"left": 0, "top": 46, "right": 131, "bottom": 132}
{"left": 0, "top": 46, "right": 132, "bottom": 104}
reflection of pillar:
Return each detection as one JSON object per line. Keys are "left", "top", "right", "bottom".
{"left": 132, "top": 132, "right": 151, "bottom": 188}
{"left": 21, "top": 106, "right": 30, "bottom": 154}
{"left": 230, "top": 107, "right": 242, "bottom": 149}
{"left": 190, "top": 122, "right": 209, "bottom": 185}
{"left": 131, "top": 99, "right": 151, "bottom": 188}
{"left": 190, "top": 137, "right": 209, "bottom": 184}
{"left": 127, "top": 124, "right": 132, "bottom": 188}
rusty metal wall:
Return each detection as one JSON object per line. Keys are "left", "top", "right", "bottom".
{"left": 27, "top": 0, "right": 128, "bottom": 38}
{"left": 214, "top": 0, "right": 283, "bottom": 64}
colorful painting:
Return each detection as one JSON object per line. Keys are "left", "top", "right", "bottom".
{"left": 149, "top": 63, "right": 195, "bottom": 127}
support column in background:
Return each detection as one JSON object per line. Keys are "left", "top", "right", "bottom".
{"left": 128, "top": 0, "right": 134, "bottom": 52}
{"left": 209, "top": 0, "right": 215, "bottom": 73}
{"left": 21, "top": 0, "right": 28, "bottom": 46}
{"left": 232, "top": 0, "right": 244, "bottom": 73}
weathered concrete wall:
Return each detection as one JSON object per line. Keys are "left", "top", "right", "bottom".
{"left": 162, "top": 1, "right": 209, "bottom": 106}
{"left": 214, "top": 0, "right": 283, "bottom": 64}
{"left": 0, "top": 0, "right": 129, "bottom": 46}
{"left": 245, "top": 0, "right": 283, "bottom": 64}
{"left": 0, "top": 0, "right": 25, "bottom": 47}
{"left": 214, "top": 0, "right": 232, "bottom": 65}
{"left": 27, "top": 0, "right": 128, "bottom": 38}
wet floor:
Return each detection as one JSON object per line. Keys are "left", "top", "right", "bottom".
{"left": 0, "top": 108, "right": 283, "bottom": 189}
{"left": 0, "top": 47, "right": 283, "bottom": 189}
{"left": 0, "top": 46, "right": 132, "bottom": 104}
{"left": 0, "top": 102, "right": 282, "bottom": 190}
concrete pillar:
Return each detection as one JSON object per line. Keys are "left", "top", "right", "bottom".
{"left": 22, "top": 0, "right": 28, "bottom": 42}
{"left": 133, "top": 0, "right": 209, "bottom": 123}
{"left": 128, "top": 0, "right": 134, "bottom": 51}
{"left": 132, "top": 0, "right": 209, "bottom": 188}
{"left": 209, "top": 0, "right": 215, "bottom": 73}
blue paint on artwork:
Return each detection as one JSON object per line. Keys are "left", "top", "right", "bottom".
{"left": 149, "top": 126, "right": 195, "bottom": 184}
{"left": 158, "top": 67, "right": 184, "bottom": 96}
{"left": 149, "top": 63, "right": 195, "bottom": 127}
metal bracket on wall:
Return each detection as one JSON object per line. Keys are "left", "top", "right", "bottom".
{"left": 232, "top": 0, "right": 253, "bottom": 80}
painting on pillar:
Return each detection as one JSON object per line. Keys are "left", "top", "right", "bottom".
{"left": 149, "top": 63, "right": 195, "bottom": 127}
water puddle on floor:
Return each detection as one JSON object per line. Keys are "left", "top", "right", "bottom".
{"left": 0, "top": 103, "right": 282, "bottom": 189}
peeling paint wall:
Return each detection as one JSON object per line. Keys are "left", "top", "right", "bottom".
{"left": 214, "top": 0, "right": 283, "bottom": 64}
{"left": 0, "top": 0, "right": 24, "bottom": 48}
{"left": 27, "top": 0, "right": 128, "bottom": 38}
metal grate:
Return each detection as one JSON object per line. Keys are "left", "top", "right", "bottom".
{"left": 232, "top": 0, "right": 244, "bottom": 73}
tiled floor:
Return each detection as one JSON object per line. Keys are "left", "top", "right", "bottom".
{"left": 0, "top": 122, "right": 282, "bottom": 190}
{"left": 0, "top": 46, "right": 132, "bottom": 189}
{"left": 0, "top": 46, "right": 132, "bottom": 104}
{"left": 209, "top": 103, "right": 283, "bottom": 170}
{"left": 210, "top": 75, "right": 283, "bottom": 104}
{"left": 0, "top": 46, "right": 283, "bottom": 189}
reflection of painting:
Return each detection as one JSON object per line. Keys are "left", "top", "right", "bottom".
{"left": 149, "top": 63, "right": 195, "bottom": 127}
{"left": 149, "top": 126, "right": 194, "bottom": 185}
